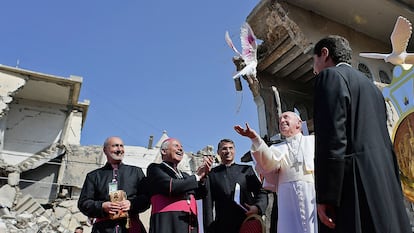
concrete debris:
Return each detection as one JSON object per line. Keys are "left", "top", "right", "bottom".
{"left": 7, "top": 172, "right": 19, "bottom": 187}
{"left": 0, "top": 185, "right": 17, "bottom": 209}
{"left": 0, "top": 194, "right": 92, "bottom": 233}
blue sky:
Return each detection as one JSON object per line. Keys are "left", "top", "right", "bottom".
{"left": 0, "top": 1, "right": 261, "bottom": 161}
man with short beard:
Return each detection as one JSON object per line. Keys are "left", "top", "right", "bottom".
{"left": 78, "top": 136, "right": 150, "bottom": 233}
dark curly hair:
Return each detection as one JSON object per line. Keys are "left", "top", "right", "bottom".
{"left": 313, "top": 35, "right": 352, "bottom": 64}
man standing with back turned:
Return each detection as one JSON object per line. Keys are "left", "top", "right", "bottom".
{"left": 312, "top": 35, "right": 411, "bottom": 233}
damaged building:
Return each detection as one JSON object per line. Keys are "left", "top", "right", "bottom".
{"left": 236, "top": 0, "right": 414, "bottom": 229}
{"left": 238, "top": 0, "right": 408, "bottom": 140}
{"left": 0, "top": 64, "right": 90, "bottom": 232}
{"left": 0, "top": 65, "right": 213, "bottom": 232}
{"left": 1, "top": 0, "right": 414, "bottom": 232}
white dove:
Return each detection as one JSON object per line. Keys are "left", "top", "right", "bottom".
{"left": 225, "top": 22, "right": 258, "bottom": 79}
{"left": 359, "top": 16, "right": 414, "bottom": 70}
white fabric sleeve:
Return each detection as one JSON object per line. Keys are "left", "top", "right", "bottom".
{"left": 250, "top": 136, "right": 282, "bottom": 173}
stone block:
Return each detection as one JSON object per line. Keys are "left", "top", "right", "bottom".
{"left": 68, "top": 216, "right": 80, "bottom": 232}
{"left": 54, "top": 206, "right": 69, "bottom": 220}
{"left": 58, "top": 200, "right": 77, "bottom": 208}
{"left": 37, "top": 215, "right": 51, "bottom": 225}
{"left": 0, "top": 205, "right": 10, "bottom": 217}
{"left": 60, "top": 213, "right": 71, "bottom": 229}
{"left": 58, "top": 199, "right": 80, "bottom": 214}
{"left": 0, "top": 221, "right": 6, "bottom": 233}
{"left": 72, "top": 212, "right": 88, "bottom": 223}
{"left": 7, "top": 172, "right": 20, "bottom": 186}
{"left": 13, "top": 194, "right": 45, "bottom": 216}
{"left": 0, "top": 184, "right": 16, "bottom": 208}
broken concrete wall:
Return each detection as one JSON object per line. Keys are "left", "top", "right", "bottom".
{"left": 0, "top": 71, "right": 26, "bottom": 118}
{"left": 20, "top": 161, "right": 61, "bottom": 204}
{"left": 59, "top": 145, "right": 104, "bottom": 189}
{"left": 4, "top": 99, "right": 66, "bottom": 157}
{"left": 61, "top": 110, "right": 83, "bottom": 145}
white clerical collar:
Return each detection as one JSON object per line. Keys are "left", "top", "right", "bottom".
{"left": 223, "top": 162, "right": 234, "bottom": 167}
{"left": 336, "top": 62, "right": 351, "bottom": 67}
{"left": 286, "top": 133, "right": 303, "bottom": 143}
{"left": 162, "top": 161, "right": 183, "bottom": 179}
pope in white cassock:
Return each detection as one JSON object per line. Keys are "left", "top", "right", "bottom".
{"left": 234, "top": 111, "right": 318, "bottom": 233}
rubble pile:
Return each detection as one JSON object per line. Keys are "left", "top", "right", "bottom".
{"left": 0, "top": 172, "right": 92, "bottom": 233}
{"left": 0, "top": 194, "right": 92, "bottom": 233}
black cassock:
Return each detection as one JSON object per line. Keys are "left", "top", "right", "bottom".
{"left": 203, "top": 163, "right": 268, "bottom": 233}
{"left": 314, "top": 64, "right": 411, "bottom": 233}
{"left": 146, "top": 162, "right": 207, "bottom": 233}
{"left": 78, "top": 163, "right": 150, "bottom": 233}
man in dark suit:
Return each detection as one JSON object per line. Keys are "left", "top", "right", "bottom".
{"left": 146, "top": 138, "right": 213, "bottom": 233}
{"left": 203, "top": 139, "right": 268, "bottom": 233}
{"left": 312, "top": 35, "right": 411, "bottom": 233}
{"left": 78, "top": 136, "right": 149, "bottom": 233}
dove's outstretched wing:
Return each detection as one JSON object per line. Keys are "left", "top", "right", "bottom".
{"left": 232, "top": 62, "right": 257, "bottom": 79}
{"left": 240, "top": 22, "right": 257, "bottom": 64}
{"left": 225, "top": 31, "right": 241, "bottom": 55}
{"left": 225, "top": 22, "right": 258, "bottom": 80}
{"left": 359, "top": 15, "right": 414, "bottom": 68}
{"left": 359, "top": 53, "right": 388, "bottom": 60}
{"left": 391, "top": 16, "right": 412, "bottom": 54}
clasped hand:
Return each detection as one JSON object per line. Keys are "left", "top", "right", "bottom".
{"left": 102, "top": 199, "right": 130, "bottom": 215}
{"left": 196, "top": 155, "right": 214, "bottom": 179}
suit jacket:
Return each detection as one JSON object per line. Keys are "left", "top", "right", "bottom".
{"left": 203, "top": 163, "right": 268, "bottom": 233}
{"left": 146, "top": 162, "right": 207, "bottom": 233}
{"left": 78, "top": 163, "right": 150, "bottom": 233}
{"left": 314, "top": 63, "right": 411, "bottom": 233}
{"left": 146, "top": 162, "right": 207, "bottom": 200}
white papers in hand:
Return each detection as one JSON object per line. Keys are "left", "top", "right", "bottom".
{"left": 234, "top": 183, "right": 247, "bottom": 212}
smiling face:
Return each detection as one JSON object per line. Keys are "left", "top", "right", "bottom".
{"left": 161, "top": 139, "right": 184, "bottom": 164}
{"left": 279, "top": 112, "right": 302, "bottom": 138}
{"left": 217, "top": 139, "right": 235, "bottom": 165}
{"left": 103, "top": 137, "right": 125, "bottom": 165}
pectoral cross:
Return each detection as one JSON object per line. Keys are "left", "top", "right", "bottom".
{"left": 286, "top": 135, "right": 303, "bottom": 172}
{"left": 291, "top": 159, "right": 303, "bottom": 172}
